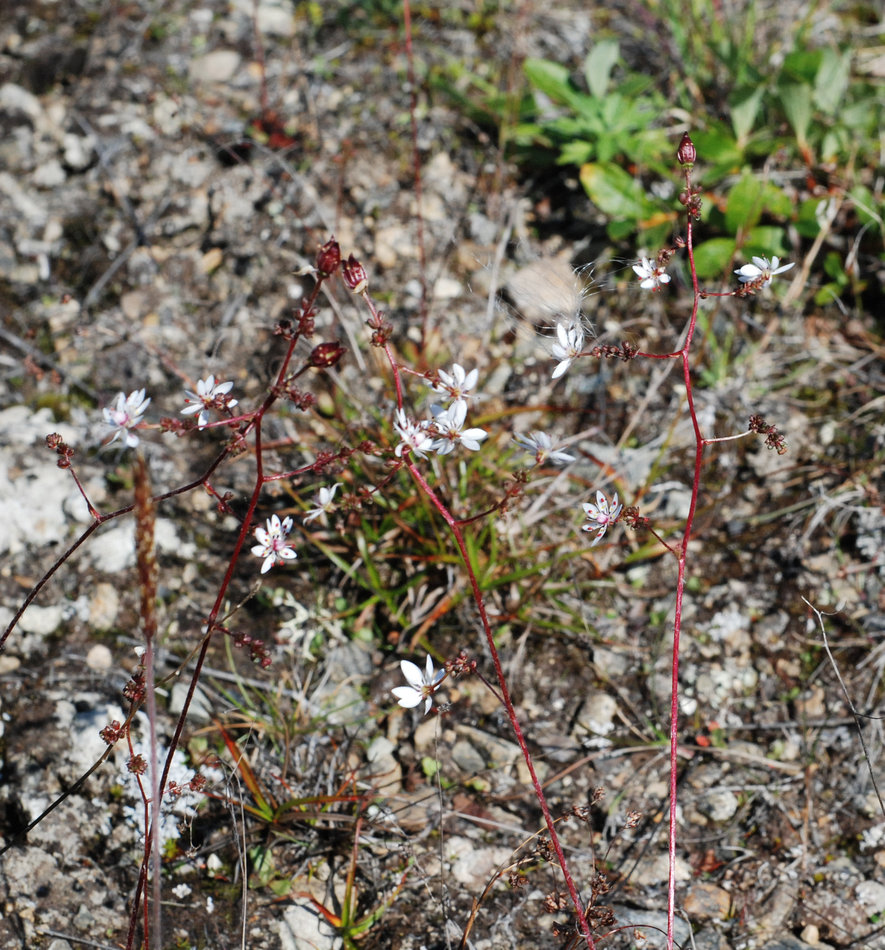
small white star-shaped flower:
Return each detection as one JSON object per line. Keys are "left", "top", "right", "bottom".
{"left": 430, "top": 401, "right": 488, "bottom": 455}
{"left": 581, "top": 490, "right": 623, "bottom": 547}
{"left": 391, "top": 656, "right": 444, "bottom": 715}
{"left": 430, "top": 364, "right": 479, "bottom": 409}
{"left": 181, "top": 375, "right": 238, "bottom": 429}
{"left": 303, "top": 483, "right": 342, "bottom": 524}
{"left": 393, "top": 408, "right": 434, "bottom": 460}
{"left": 513, "top": 430, "right": 575, "bottom": 466}
{"left": 551, "top": 322, "right": 585, "bottom": 379}
{"left": 251, "top": 514, "right": 298, "bottom": 574}
{"left": 103, "top": 389, "right": 151, "bottom": 448}
{"left": 734, "top": 256, "right": 794, "bottom": 287}
{"left": 632, "top": 257, "right": 671, "bottom": 291}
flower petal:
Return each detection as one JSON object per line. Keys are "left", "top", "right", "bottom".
{"left": 391, "top": 686, "right": 422, "bottom": 708}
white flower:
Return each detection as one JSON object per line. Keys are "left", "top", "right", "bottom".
{"left": 734, "top": 256, "right": 795, "bottom": 287}
{"left": 251, "top": 514, "right": 298, "bottom": 574}
{"left": 632, "top": 256, "right": 671, "bottom": 291}
{"left": 430, "top": 401, "right": 488, "bottom": 455}
{"left": 430, "top": 364, "right": 479, "bottom": 409}
{"left": 172, "top": 883, "right": 192, "bottom": 899}
{"left": 581, "top": 490, "right": 623, "bottom": 547}
{"left": 513, "top": 430, "right": 575, "bottom": 465}
{"left": 181, "top": 375, "right": 237, "bottom": 429}
{"left": 303, "top": 483, "right": 342, "bottom": 524}
{"left": 551, "top": 322, "right": 585, "bottom": 379}
{"left": 102, "top": 389, "right": 151, "bottom": 448}
{"left": 391, "top": 656, "right": 444, "bottom": 715}
{"left": 393, "top": 408, "right": 434, "bottom": 460}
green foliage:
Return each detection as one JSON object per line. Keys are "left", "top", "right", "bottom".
{"left": 515, "top": 45, "right": 671, "bottom": 173}
{"left": 691, "top": 169, "right": 793, "bottom": 279}
{"left": 441, "top": 3, "right": 883, "bottom": 299}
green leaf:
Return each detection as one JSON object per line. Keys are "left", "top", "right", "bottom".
{"left": 814, "top": 48, "right": 851, "bottom": 115}
{"left": 745, "top": 225, "right": 789, "bottom": 259}
{"left": 760, "top": 182, "right": 794, "bottom": 219}
{"left": 524, "top": 58, "right": 582, "bottom": 110}
{"left": 249, "top": 846, "right": 276, "bottom": 887}
{"left": 578, "top": 162, "right": 653, "bottom": 222}
{"left": 725, "top": 172, "right": 765, "bottom": 233}
{"left": 729, "top": 87, "right": 764, "bottom": 144}
{"left": 584, "top": 39, "right": 619, "bottom": 100}
{"left": 690, "top": 126, "right": 744, "bottom": 168}
{"left": 558, "top": 140, "right": 595, "bottom": 165}
{"left": 823, "top": 251, "right": 846, "bottom": 282}
{"left": 849, "top": 185, "right": 883, "bottom": 230}
{"left": 691, "top": 238, "right": 736, "bottom": 280}
{"left": 778, "top": 82, "right": 813, "bottom": 147}
{"left": 814, "top": 283, "right": 842, "bottom": 306}
{"left": 782, "top": 49, "right": 822, "bottom": 84}
{"left": 796, "top": 197, "right": 826, "bottom": 238}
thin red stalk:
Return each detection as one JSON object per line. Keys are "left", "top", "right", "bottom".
{"left": 403, "top": 458, "right": 596, "bottom": 948}
{"left": 665, "top": 166, "right": 704, "bottom": 950}
{"left": 127, "top": 291, "right": 323, "bottom": 945}
{"left": 366, "top": 279, "right": 594, "bottom": 943}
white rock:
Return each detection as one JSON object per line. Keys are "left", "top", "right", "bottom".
{"left": 16, "top": 603, "right": 64, "bottom": 636}
{"left": 446, "top": 836, "right": 513, "bottom": 888}
{"left": 0, "top": 170, "right": 48, "bottom": 226}
{"left": 698, "top": 789, "right": 739, "bottom": 823}
{"left": 0, "top": 82, "right": 44, "bottom": 121}
{"left": 278, "top": 901, "right": 341, "bottom": 950}
{"left": 33, "top": 159, "right": 67, "bottom": 188}
{"left": 856, "top": 879, "right": 885, "bottom": 914}
{"left": 62, "top": 133, "right": 95, "bottom": 170}
{"left": 85, "top": 644, "right": 113, "bottom": 671}
{"left": 630, "top": 852, "right": 691, "bottom": 887}
{"left": 190, "top": 50, "right": 242, "bottom": 84}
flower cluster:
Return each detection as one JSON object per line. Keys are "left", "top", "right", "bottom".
{"left": 391, "top": 655, "right": 444, "bottom": 715}
{"left": 630, "top": 250, "right": 794, "bottom": 295}
{"left": 181, "top": 375, "right": 238, "bottom": 429}
{"left": 251, "top": 514, "right": 298, "bottom": 573}
{"left": 429, "top": 363, "right": 478, "bottom": 409}
{"left": 103, "top": 389, "right": 151, "bottom": 448}
{"left": 633, "top": 257, "right": 671, "bottom": 292}
{"left": 581, "top": 490, "right": 622, "bottom": 547}
{"left": 394, "top": 364, "right": 488, "bottom": 459}
{"left": 303, "top": 483, "right": 343, "bottom": 524}
{"left": 550, "top": 321, "right": 585, "bottom": 379}
{"left": 734, "top": 255, "right": 794, "bottom": 287}
{"left": 513, "top": 430, "right": 575, "bottom": 466}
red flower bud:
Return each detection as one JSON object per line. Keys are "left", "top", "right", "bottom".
{"left": 309, "top": 341, "right": 346, "bottom": 368}
{"left": 677, "top": 132, "right": 696, "bottom": 167}
{"left": 316, "top": 238, "right": 341, "bottom": 277}
{"left": 342, "top": 254, "right": 368, "bottom": 294}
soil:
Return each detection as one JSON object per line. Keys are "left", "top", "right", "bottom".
{"left": 0, "top": 2, "right": 883, "bottom": 950}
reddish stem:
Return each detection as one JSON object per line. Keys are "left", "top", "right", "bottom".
{"left": 664, "top": 165, "right": 704, "bottom": 950}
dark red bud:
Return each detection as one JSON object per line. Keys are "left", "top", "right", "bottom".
{"left": 309, "top": 341, "right": 346, "bottom": 368}
{"left": 316, "top": 238, "right": 341, "bottom": 277}
{"left": 342, "top": 254, "right": 368, "bottom": 294}
{"left": 677, "top": 132, "right": 696, "bottom": 167}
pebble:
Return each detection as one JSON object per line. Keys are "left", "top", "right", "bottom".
{"left": 697, "top": 789, "right": 739, "bottom": 823}
{"left": 85, "top": 643, "right": 113, "bottom": 671}
{"left": 683, "top": 882, "right": 732, "bottom": 920}
{"left": 189, "top": 50, "right": 242, "bottom": 84}
{"left": 277, "top": 901, "right": 340, "bottom": 950}
{"left": 855, "top": 878, "right": 885, "bottom": 914}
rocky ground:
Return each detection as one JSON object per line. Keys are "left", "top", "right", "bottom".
{"left": 1, "top": 1, "right": 883, "bottom": 949}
